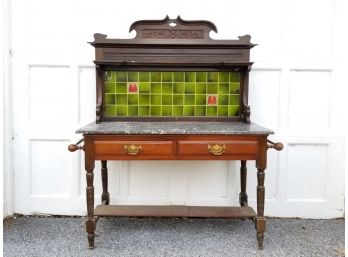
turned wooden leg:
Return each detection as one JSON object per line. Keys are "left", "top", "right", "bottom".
{"left": 239, "top": 160, "right": 248, "bottom": 207}
{"left": 101, "top": 160, "right": 110, "bottom": 205}
{"left": 256, "top": 169, "right": 266, "bottom": 250}
{"left": 85, "top": 139, "right": 95, "bottom": 249}
{"left": 86, "top": 171, "right": 95, "bottom": 249}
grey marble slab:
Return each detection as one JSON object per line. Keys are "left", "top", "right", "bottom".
{"left": 76, "top": 121, "right": 273, "bottom": 135}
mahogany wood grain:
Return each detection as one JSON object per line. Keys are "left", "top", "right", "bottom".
{"left": 94, "top": 141, "right": 175, "bottom": 157}
{"left": 177, "top": 140, "right": 258, "bottom": 156}
{"left": 89, "top": 134, "right": 261, "bottom": 160}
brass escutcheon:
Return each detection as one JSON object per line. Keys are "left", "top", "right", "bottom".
{"left": 124, "top": 144, "right": 143, "bottom": 155}
{"left": 208, "top": 144, "right": 226, "bottom": 156}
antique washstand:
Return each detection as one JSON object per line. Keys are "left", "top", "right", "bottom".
{"left": 68, "top": 16, "right": 283, "bottom": 250}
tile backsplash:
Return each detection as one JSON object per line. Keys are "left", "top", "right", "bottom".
{"left": 104, "top": 71, "right": 240, "bottom": 117}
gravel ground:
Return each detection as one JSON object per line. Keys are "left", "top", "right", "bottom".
{"left": 3, "top": 216, "right": 345, "bottom": 257}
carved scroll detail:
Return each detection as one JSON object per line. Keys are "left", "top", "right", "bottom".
{"left": 142, "top": 29, "right": 204, "bottom": 39}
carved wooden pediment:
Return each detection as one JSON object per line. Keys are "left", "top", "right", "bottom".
{"left": 90, "top": 16, "right": 254, "bottom": 47}
{"left": 130, "top": 15, "right": 216, "bottom": 40}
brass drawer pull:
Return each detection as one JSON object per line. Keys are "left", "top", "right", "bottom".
{"left": 208, "top": 144, "right": 226, "bottom": 156}
{"left": 124, "top": 144, "right": 143, "bottom": 155}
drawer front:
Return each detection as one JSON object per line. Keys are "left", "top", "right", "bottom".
{"left": 177, "top": 141, "right": 258, "bottom": 156}
{"left": 94, "top": 141, "right": 175, "bottom": 157}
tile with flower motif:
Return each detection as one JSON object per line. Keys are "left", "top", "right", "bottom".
{"left": 128, "top": 83, "right": 138, "bottom": 94}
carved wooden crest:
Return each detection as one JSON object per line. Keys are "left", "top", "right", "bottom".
{"left": 91, "top": 16, "right": 253, "bottom": 46}
{"left": 130, "top": 15, "right": 216, "bottom": 40}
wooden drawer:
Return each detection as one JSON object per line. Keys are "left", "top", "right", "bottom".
{"left": 94, "top": 141, "right": 175, "bottom": 157}
{"left": 177, "top": 141, "right": 258, "bottom": 157}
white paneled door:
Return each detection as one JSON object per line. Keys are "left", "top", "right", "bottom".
{"left": 10, "top": 0, "right": 345, "bottom": 218}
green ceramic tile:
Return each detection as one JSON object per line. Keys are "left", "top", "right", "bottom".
{"left": 230, "top": 72, "right": 240, "bottom": 82}
{"left": 116, "top": 94, "right": 127, "bottom": 105}
{"left": 116, "top": 71, "right": 127, "bottom": 82}
{"left": 127, "top": 72, "right": 138, "bottom": 82}
{"left": 151, "top": 83, "right": 161, "bottom": 93}
{"left": 173, "top": 72, "right": 184, "bottom": 82}
{"left": 116, "top": 106, "right": 127, "bottom": 116}
{"left": 139, "top": 82, "right": 150, "bottom": 93}
{"left": 128, "top": 94, "right": 138, "bottom": 105}
{"left": 151, "top": 72, "right": 161, "bottom": 82}
{"left": 105, "top": 83, "right": 116, "bottom": 93}
{"left": 173, "top": 95, "right": 183, "bottom": 105}
{"left": 162, "top": 72, "right": 172, "bottom": 82}
{"left": 173, "top": 83, "right": 184, "bottom": 94}
{"left": 116, "top": 83, "right": 127, "bottom": 93}
{"left": 207, "top": 72, "right": 218, "bottom": 82}
{"left": 128, "top": 106, "right": 138, "bottom": 116}
{"left": 218, "top": 106, "right": 228, "bottom": 116}
{"left": 139, "top": 94, "right": 150, "bottom": 105}
{"left": 218, "top": 95, "right": 229, "bottom": 105}
{"left": 230, "top": 82, "right": 240, "bottom": 94}
{"left": 105, "top": 71, "right": 116, "bottom": 82}
{"left": 228, "top": 105, "right": 239, "bottom": 116}
{"left": 229, "top": 95, "right": 240, "bottom": 105}
{"left": 196, "top": 83, "right": 206, "bottom": 94}
{"left": 151, "top": 95, "right": 161, "bottom": 105}
{"left": 162, "top": 83, "right": 172, "bottom": 94}
{"left": 105, "top": 94, "right": 115, "bottom": 105}
{"left": 185, "top": 72, "right": 195, "bottom": 82}
{"left": 196, "top": 72, "right": 207, "bottom": 82}
{"left": 207, "top": 83, "right": 218, "bottom": 94}
{"left": 139, "top": 72, "right": 150, "bottom": 82}
{"left": 185, "top": 83, "right": 195, "bottom": 94}
{"left": 218, "top": 83, "right": 229, "bottom": 94}
{"left": 162, "top": 95, "right": 172, "bottom": 105}
{"left": 207, "top": 106, "right": 217, "bottom": 116}
{"left": 196, "top": 95, "right": 206, "bottom": 105}
{"left": 139, "top": 106, "right": 149, "bottom": 116}
{"left": 150, "top": 106, "right": 161, "bottom": 116}
{"left": 104, "top": 105, "right": 116, "bottom": 116}
{"left": 173, "top": 106, "right": 183, "bottom": 116}
{"left": 105, "top": 70, "right": 243, "bottom": 118}
{"left": 219, "top": 72, "right": 229, "bottom": 83}
{"left": 183, "top": 106, "right": 194, "bottom": 116}
{"left": 184, "top": 95, "right": 195, "bottom": 105}
{"left": 195, "top": 106, "right": 206, "bottom": 116}
{"left": 162, "top": 106, "right": 172, "bottom": 116}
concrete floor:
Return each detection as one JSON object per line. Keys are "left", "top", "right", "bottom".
{"left": 3, "top": 216, "right": 345, "bottom": 257}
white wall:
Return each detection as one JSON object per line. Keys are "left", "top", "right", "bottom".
{"left": 6, "top": 0, "right": 346, "bottom": 218}
{"left": 2, "top": 0, "right": 14, "bottom": 217}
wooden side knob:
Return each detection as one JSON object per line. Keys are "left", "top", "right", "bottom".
{"left": 273, "top": 142, "right": 284, "bottom": 151}
{"left": 68, "top": 144, "right": 83, "bottom": 152}
{"left": 267, "top": 142, "right": 284, "bottom": 151}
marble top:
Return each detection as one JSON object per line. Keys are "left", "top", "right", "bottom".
{"left": 76, "top": 121, "right": 273, "bottom": 135}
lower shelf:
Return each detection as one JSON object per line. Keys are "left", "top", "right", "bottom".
{"left": 94, "top": 205, "right": 256, "bottom": 218}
